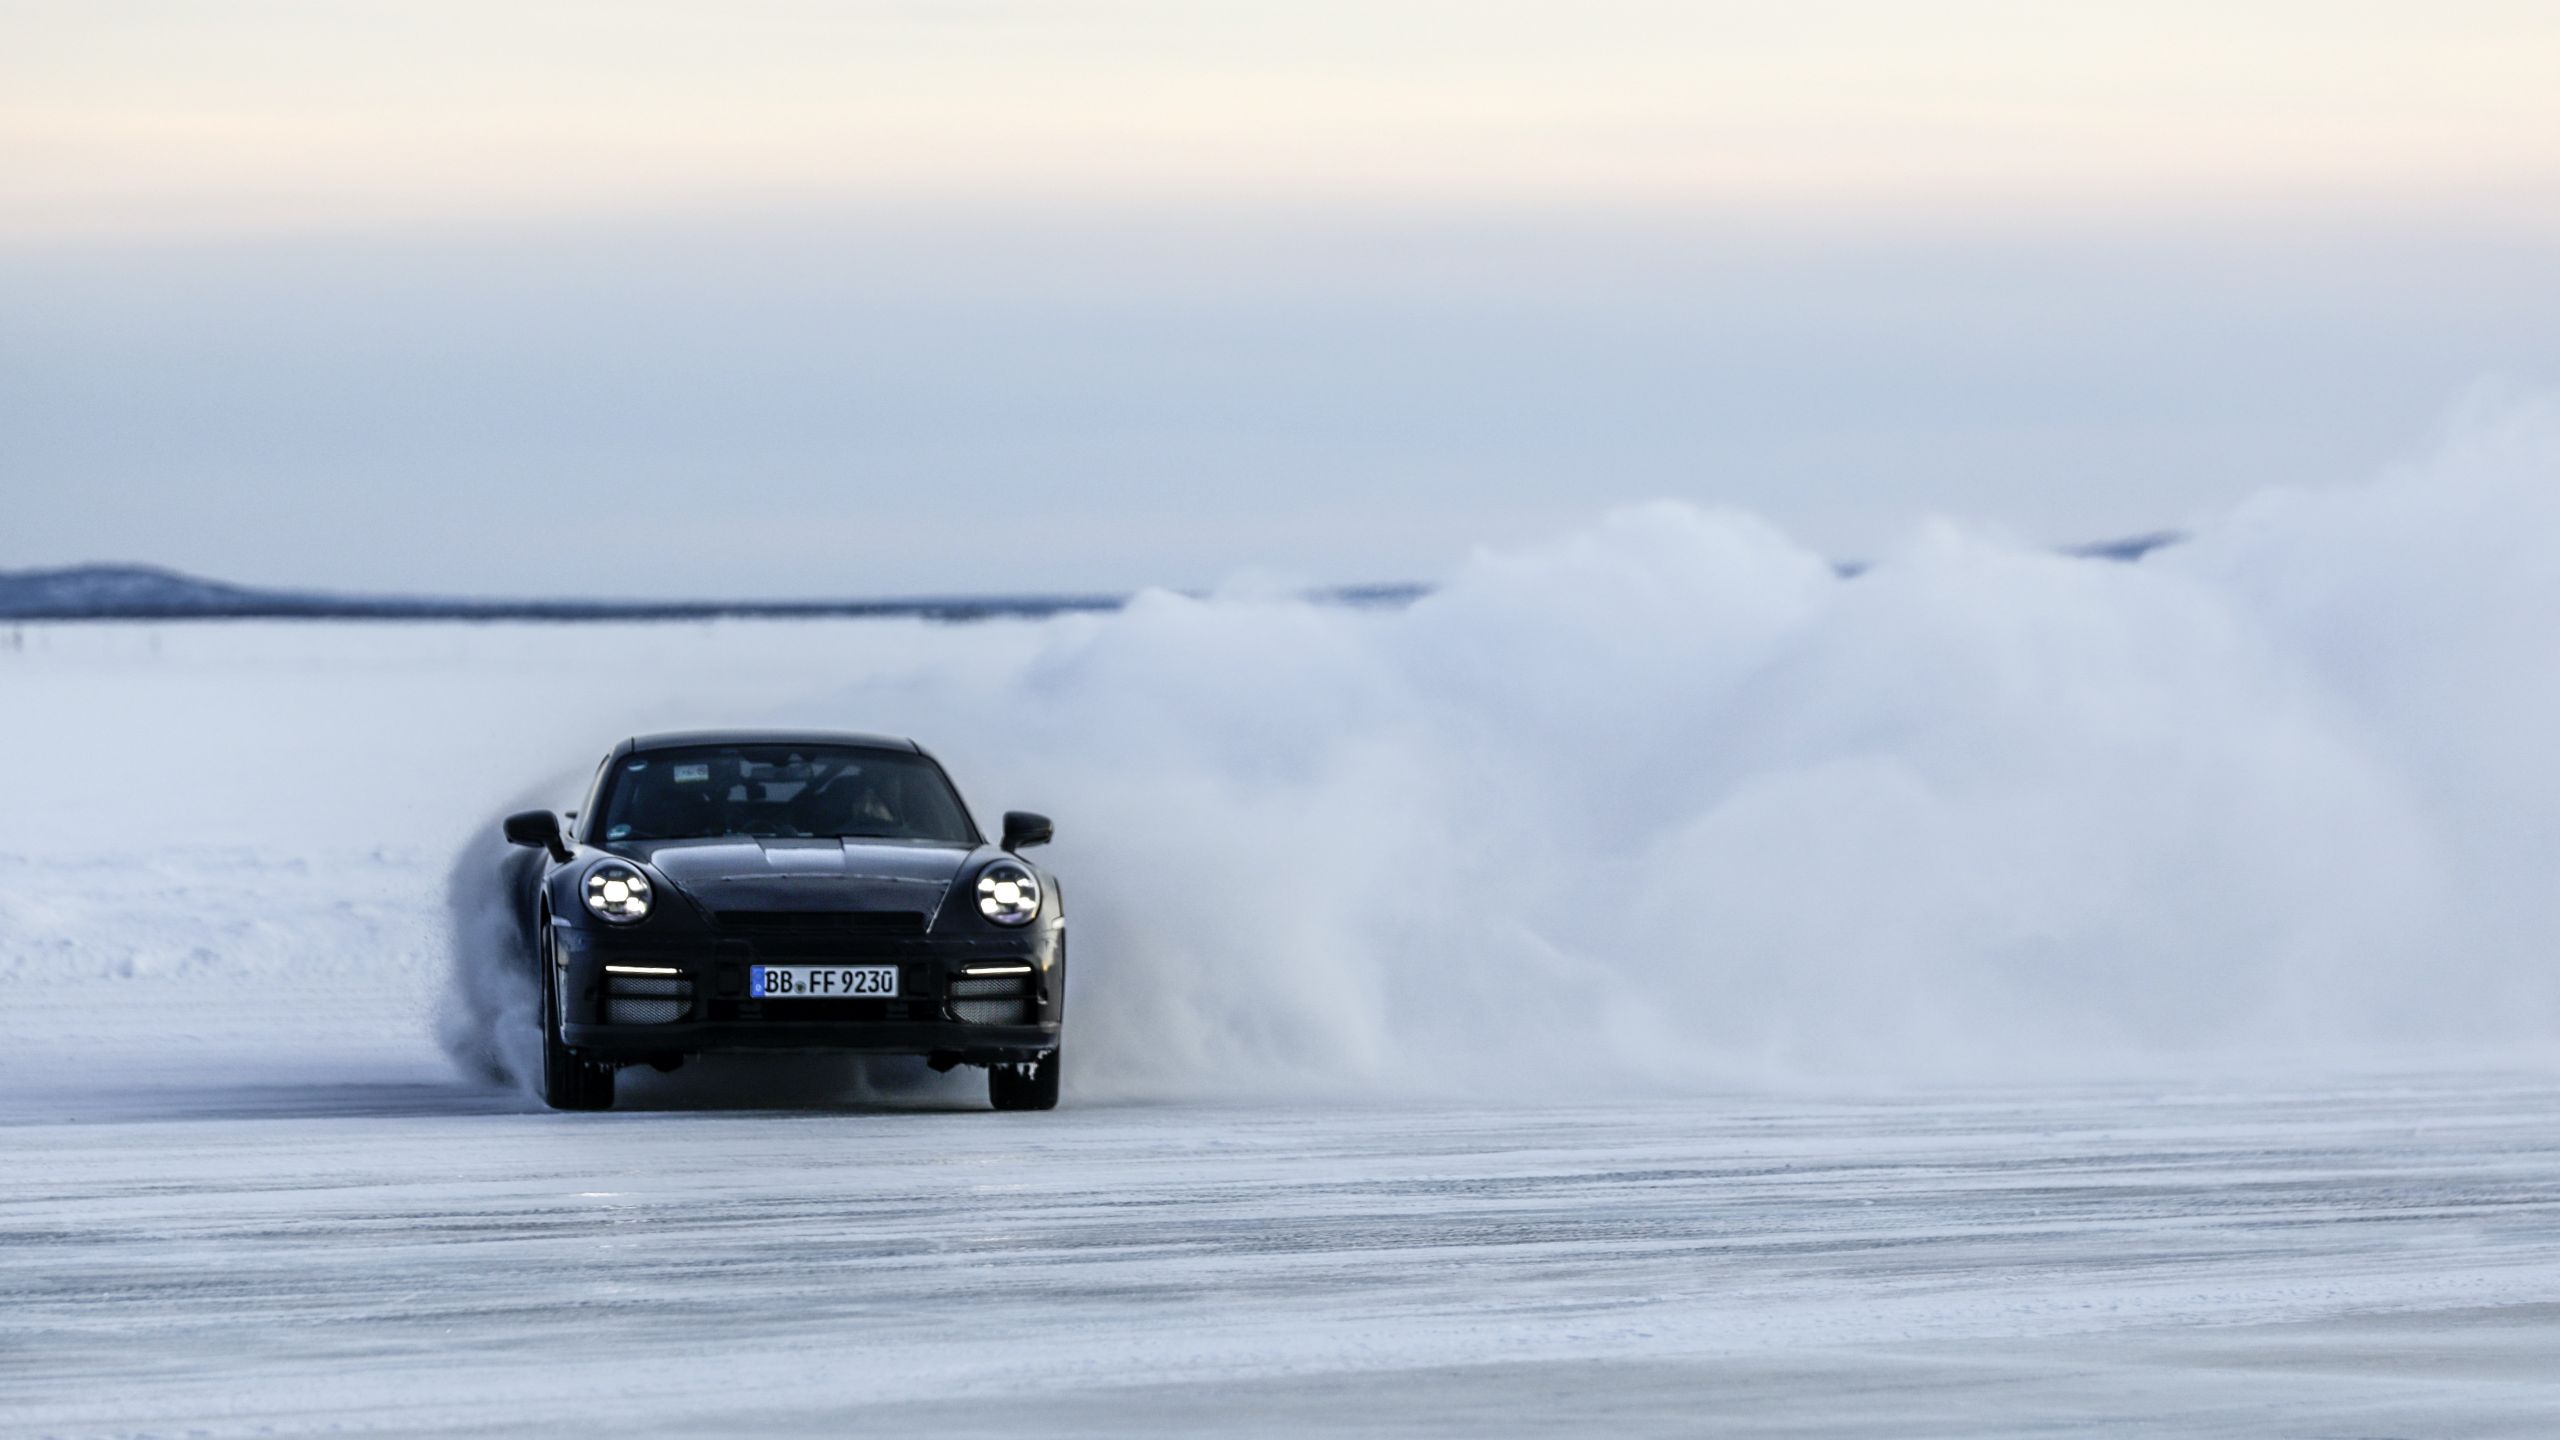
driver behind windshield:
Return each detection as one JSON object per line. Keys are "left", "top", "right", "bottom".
{"left": 601, "top": 746, "right": 975, "bottom": 844}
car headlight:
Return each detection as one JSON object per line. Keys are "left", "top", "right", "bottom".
{"left": 584, "top": 863, "right": 654, "bottom": 924}
{"left": 975, "top": 862, "right": 1041, "bottom": 926}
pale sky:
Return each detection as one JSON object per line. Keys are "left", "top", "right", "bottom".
{"left": 4, "top": 1, "right": 2556, "bottom": 595}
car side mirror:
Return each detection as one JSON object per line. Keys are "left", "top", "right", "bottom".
{"left": 503, "top": 809, "right": 573, "bottom": 862}
{"left": 1001, "top": 811, "right": 1053, "bottom": 851}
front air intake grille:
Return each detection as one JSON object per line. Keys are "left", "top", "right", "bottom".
{"left": 949, "top": 971, "right": 1032, "bottom": 1026}
{"left": 950, "top": 975, "right": 1027, "bottom": 999}
{"left": 604, "top": 972, "right": 693, "bottom": 1025}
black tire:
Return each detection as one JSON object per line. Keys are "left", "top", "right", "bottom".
{"left": 538, "top": 929, "right": 616, "bottom": 1111}
{"left": 988, "top": 1050, "right": 1061, "bottom": 1112}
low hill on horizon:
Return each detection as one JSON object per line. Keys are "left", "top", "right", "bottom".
{"left": 0, "top": 562, "right": 1424, "bottom": 623}
{"left": 0, "top": 537, "right": 2179, "bottom": 622}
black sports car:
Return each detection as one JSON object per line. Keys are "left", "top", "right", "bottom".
{"left": 502, "top": 729, "right": 1064, "bottom": 1112}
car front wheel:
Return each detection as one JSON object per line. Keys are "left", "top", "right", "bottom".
{"left": 988, "top": 1049, "right": 1060, "bottom": 1112}
{"left": 538, "top": 929, "right": 616, "bottom": 1111}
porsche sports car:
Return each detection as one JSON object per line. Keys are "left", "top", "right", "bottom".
{"left": 502, "top": 729, "right": 1063, "bottom": 1112}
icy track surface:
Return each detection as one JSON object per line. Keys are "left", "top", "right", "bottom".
{"left": 7, "top": 401, "right": 2560, "bottom": 1434}
{"left": 7, "top": 1074, "right": 2560, "bottom": 1438}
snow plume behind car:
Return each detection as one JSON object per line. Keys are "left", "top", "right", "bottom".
{"left": 431, "top": 391, "right": 2560, "bottom": 1101}
{"left": 437, "top": 816, "right": 547, "bottom": 1092}
{"left": 760, "top": 392, "right": 2560, "bottom": 1098}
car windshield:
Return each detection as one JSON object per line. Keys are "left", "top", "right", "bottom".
{"left": 597, "top": 745, "right": 976, "bottom": 844}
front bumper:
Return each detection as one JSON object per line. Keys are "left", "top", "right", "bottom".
{"left": 564, "top": 1017, "right": 1058, "bottom": 1063}
{"left": 552, "top": 912, "right": 1063, "bottom": 1062}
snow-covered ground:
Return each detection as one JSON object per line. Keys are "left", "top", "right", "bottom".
{"left": 3, "top": 617, "right": 2556, "bottom": 1438}
{"left": 6, "top": 405, "right": 2560, "bottom": 1435}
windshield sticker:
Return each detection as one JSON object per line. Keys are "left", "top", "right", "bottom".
{"left": 672, "top": 763, "right": 710, "bottom": 783}
{"left": 607, "top": 823, "right": 632, "bottom": 839}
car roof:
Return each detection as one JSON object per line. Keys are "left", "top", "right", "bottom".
{"left": 618, "top": 728, "right": 921, "bottom": 756}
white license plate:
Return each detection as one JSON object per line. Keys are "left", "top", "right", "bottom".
{"left": 751, "top": 964, "right": 900, "bottom": 999}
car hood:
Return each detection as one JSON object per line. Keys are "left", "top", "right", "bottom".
{"left": 620, "top": 837, "right": 977, "bottom": 916}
